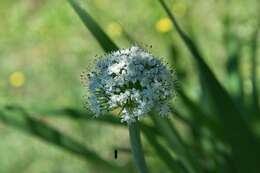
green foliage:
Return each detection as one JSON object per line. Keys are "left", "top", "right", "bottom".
{"left": 0, "top": 0, "right": 259, "bottom": 172}
{"left": 158, "top": 1, "right": 260, "bottom": 172}
{"left": 68, "top": 0, "right": 118, "bottom": 52}
{"left": 0, "top": 106, "right": 123, "bottom": 172}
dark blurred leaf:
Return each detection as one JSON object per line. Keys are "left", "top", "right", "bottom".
{"left": 47, "top": 107, "right": 123, "bottom": 126}
{"left": 5, "top": 104, "right": 161, "bottom": 137}
{"left": 142, "top": 126, "right": 187, "bottom": 173}
{"left": 67, "top": 0, "right": 118, "bottom": 52}
{"left": 177, "top": 90, "right": 222, "bottom": 139}
{"left": 44, "top": 107, "right": 161, "bottom": 136}
{"left": 225, "top": 39, "right": 244, "bottom": 101}
{"left": 223, "top": 10, "right": 245, "bottom": 109}
{"left": 151, "top": 113, "right": 202, "bottom": 173}
{"left": 171, "top": 109, "right": 195, "bottom": 130}
{"left": 158, "top": 0, "right": 260, "bottom": 172}
{"left": 250, "top": 26, "right": 260, "bottom": 117}
{"left": 0, "top": 108, "right": 123, "bottom": 173}
{"left": 168, "top": 44, "right": 187, "bottom": 81}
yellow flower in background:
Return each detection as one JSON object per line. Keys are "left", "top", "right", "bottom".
{"left": 155, "top": 17, "right": 172, "bottom": 33}
{"left": 9, "top": 71, "right": 25, "bottom": 87}
{"left": 172, "top": 2, "right": 187, "bottom": 17}
{"left": 106, "top": 22, "right": 123, "bottom": 38}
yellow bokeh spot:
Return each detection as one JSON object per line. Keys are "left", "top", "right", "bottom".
{"left": 172, "top": 2, "right": 187, "bottom": 17}
{"left": 9, "top": 72, "right": 25, "bottom": 87}
{"left": 106, "top": 22, "right": 123, "bottom": 38}
{"left": 155, "top": 18, "right": 172, "bottom": 33}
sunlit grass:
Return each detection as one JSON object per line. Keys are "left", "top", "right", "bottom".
{"left": 0, "top": 0, "right": 259, "bottom": 172}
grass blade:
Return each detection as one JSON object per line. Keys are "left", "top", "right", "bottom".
{"left": 225, "top": 38, "right": 244, "bottom": 102}
{"left": 158, "top": 0, "right": 260, "bottom": 172}
{"left": 5, "top": 104, "right": 161, "bottom": 137}
{"left": 39, "top": 107, "right": 160, "bottom": 135}
{"left": 223, "top": 9, "right": 245, "bottom": 108}
{"left": 0, "top": 108, "right": 123, "bottom": 172}
{"left": 177, "top": 90, "right": 222, "bottom": 139}
{"left": 67, "top": 0, "right": 118, "bottom": 52}
{"left": 142, "top": 126, "right": 187, "bottom": 173}
{"left": 250, "top": 25, "right": 260, "bottom": 117}
{"left": 151, "top": 113, "right": 201, "bottom": 173}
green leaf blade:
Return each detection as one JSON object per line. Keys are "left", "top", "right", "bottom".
{"left": 68, "top": 0, "right": 118, "bottom": 52}
{"left": 0, "top": 108, "right": 122, "bottom": 172}
{"left": 157, "top": 0, "right": 260, "bottom": 172}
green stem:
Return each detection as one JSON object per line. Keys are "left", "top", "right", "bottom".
{"left": 128, "top": 121, "right": 149, "bottom": 173}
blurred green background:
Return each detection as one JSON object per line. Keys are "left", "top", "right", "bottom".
{"left": 0, "top": 0, "right": 259, "bottom": 172}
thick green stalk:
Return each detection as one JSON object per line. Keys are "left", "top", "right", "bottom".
{"left": 129, "top": 122, "right": 149, "bottom": 173}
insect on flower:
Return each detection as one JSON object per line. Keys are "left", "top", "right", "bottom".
{"left": 82, "top": 46, "right": 176, "bottom": 123}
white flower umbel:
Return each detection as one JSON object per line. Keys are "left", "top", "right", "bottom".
{"left": 85, "top": 46, "right": 175, "bottom": 123}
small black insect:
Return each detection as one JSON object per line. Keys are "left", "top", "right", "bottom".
{"left": 114, "top": 149, "right": 118, "bottom": 159}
